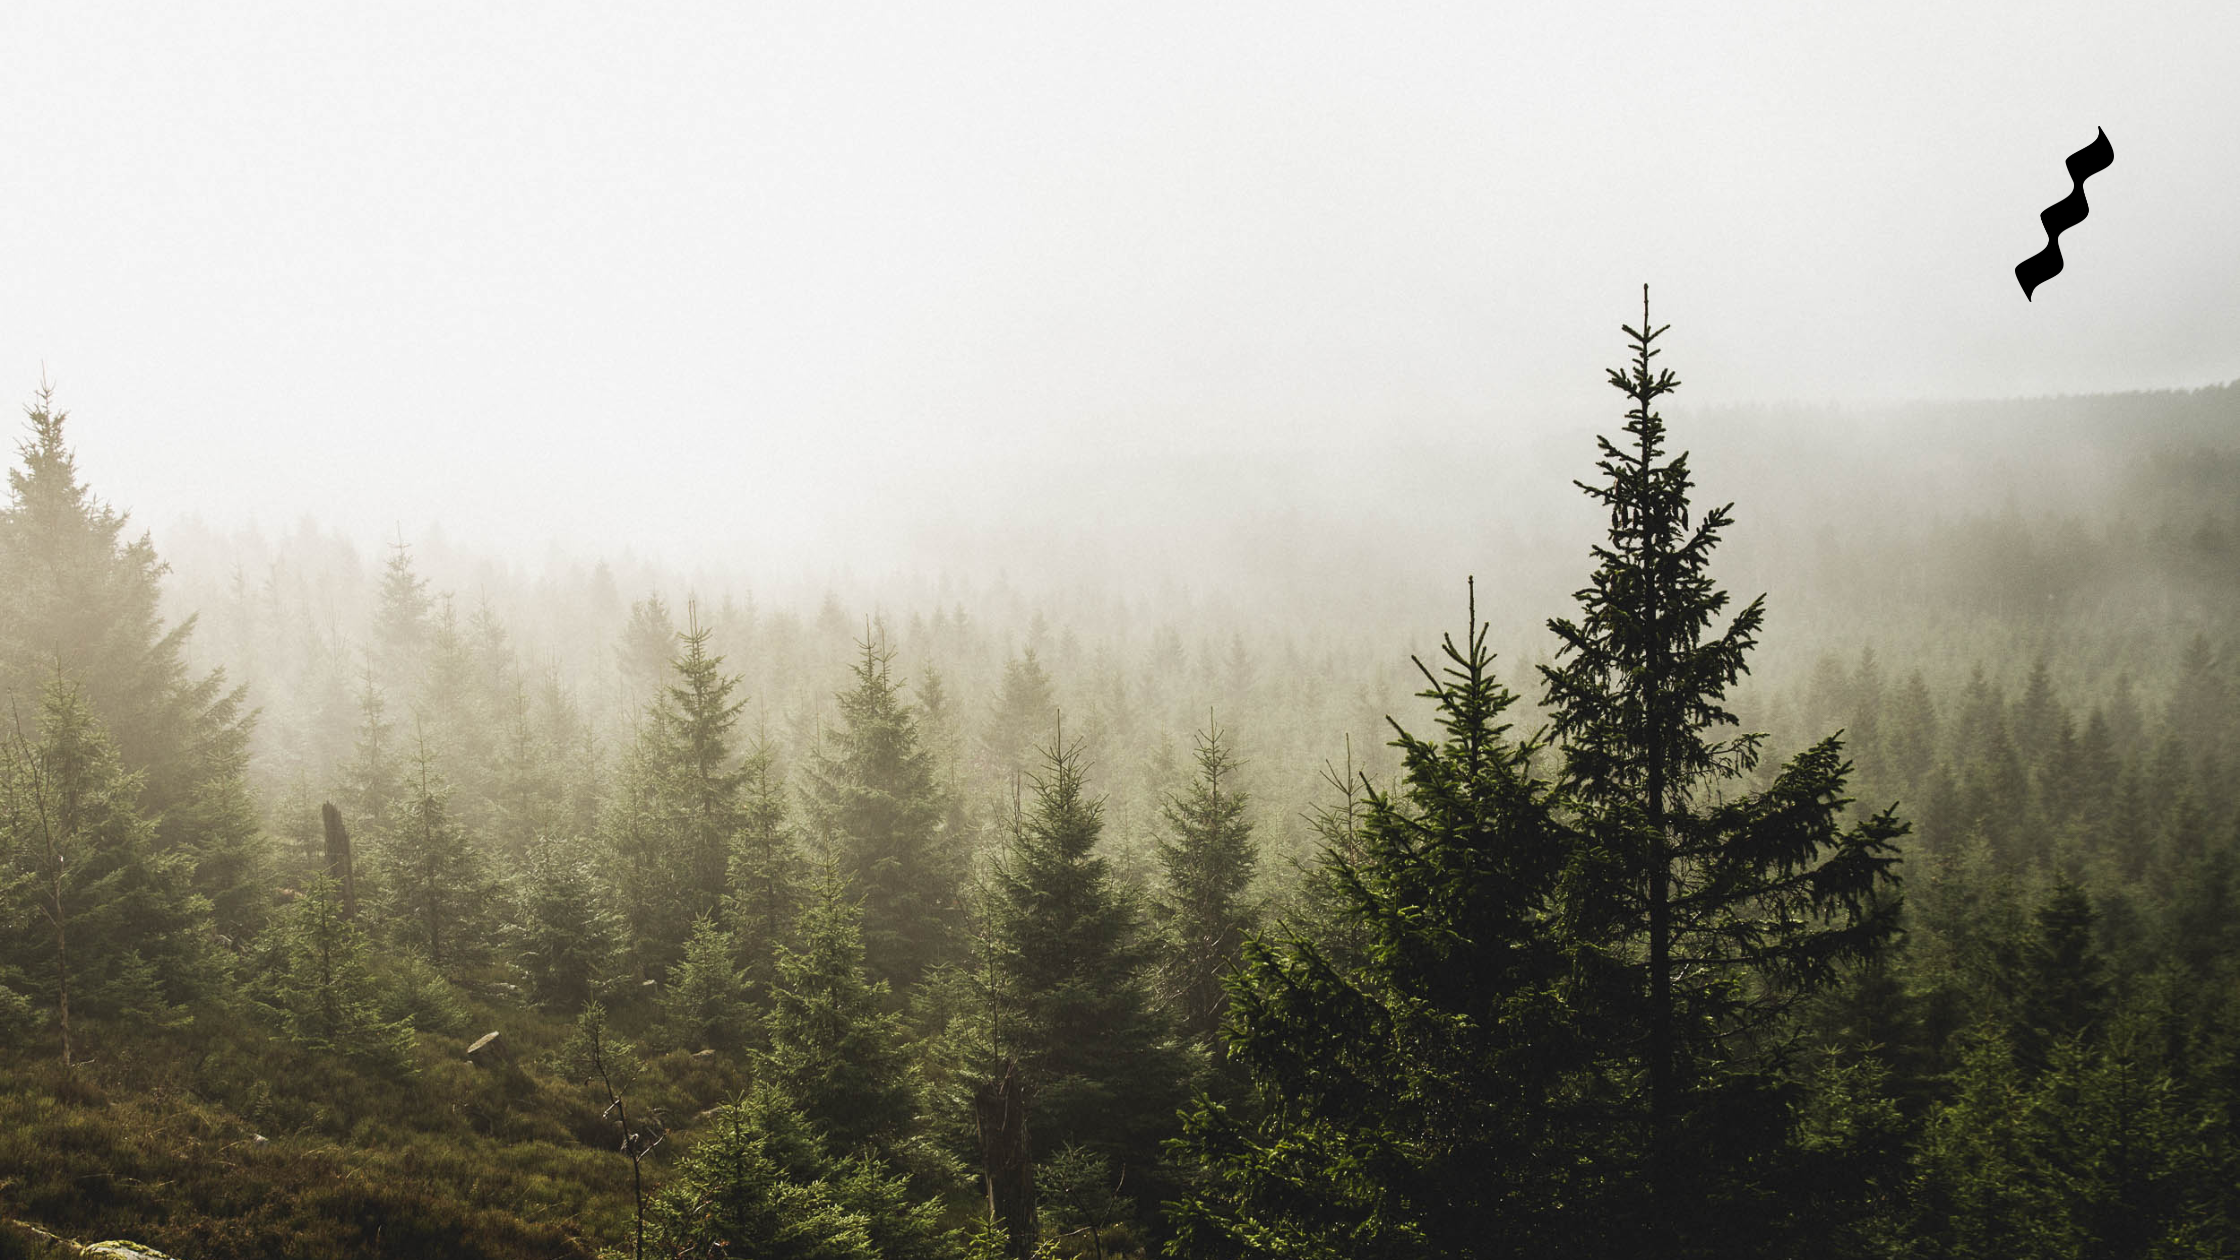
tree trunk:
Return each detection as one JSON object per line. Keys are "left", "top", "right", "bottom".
{"left": 975, "top": 1056, "right": 1036, "bottom": 1258}
{"left": 321, "top": 801, "right": 357, "bottom": 919}
{"left": 52, "top": 874, "right": 71, "bottom": 1070}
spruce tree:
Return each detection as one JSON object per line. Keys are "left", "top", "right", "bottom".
{"left": 725, "top": 738, "right": 807, "bottom": 1010}
{"left": 0, "top": 388, "right": 264, "bottom": 946}
{"left": 340, "top": 664, "right": 404, "bottom": 844}
{"left": 806, "top": 627, "right": 960, "bottom": 989}
{"left": 916, "top": 663, "right": 982, "bottom": 867}
{"left": 490, "top": 677, "right": 566, "bottom": 858}
{"left": 615, "top": 593, "right": 676, "bottom": 715}
{"left": 532, "top": 666, "right": 604, "bottom": 840}
{"left": 663, "top": 912, "right": 751, "bottom": 1051}
{"left": 374, "top": 732, "right": 495, "bottom": 972}
{"left": 249, "top": 874, "right": 416, "bottom": 1075}
{"left": 416, "top": 594, "right": 500, "bottom": 834}
{"left": 2011, "top": 877, "right": 2110, "bottom": 1072}
{"left": 1, "top": 677, "right": 214, "bottom": 1062}
{"left": 643, "top": 1084, "right": 958, "bottom": 1260}
{"left": 605, "top": 604, "right": 750, "bottom": 973}
{"left": 1538, "top": 288, "right": 1907, "bottom": 1251}
{"left": 762, "top": 865, "right": 918, "bottom": 1156}
{"left": 643, "top": 1086, "right": 878, "bottom": 1260}
{"left": 652, "top": 605, "right": 749, "bottom": 901}
{"left": 509, "top": 832, "right": 622, "bottom": 1011}
{"left": 1168, "top": 596, "right": 1589, "bottom": 1256}
{"left": 370, "top": 536, "right": 433, "bottom": 699}
{"left": 1911, "top": 1007, "right": 2229, "bottom": 1258}
{"left": 1291, "top": 734, "right": 1374, "bottom": 970}
{"left": 981, "top": 650, "right": 1056, "bottom": 793}
{"left": 989, "top": 728, "right": 1186, "bottom": 1211}
{"left": 1154, "top": 718, "right": 1258, "bottom": 1054}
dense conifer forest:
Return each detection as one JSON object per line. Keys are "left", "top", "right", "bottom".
{"left": 8, "top": 302, "right": 2240, "bottom": 1258}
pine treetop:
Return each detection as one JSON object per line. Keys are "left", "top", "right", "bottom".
{"left": 1542, "top": 285, "right": 1767, "bottom": 808}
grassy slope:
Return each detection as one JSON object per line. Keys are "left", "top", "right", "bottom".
{"left": 0, "top": 991, "right": 753, "bottom": 1260}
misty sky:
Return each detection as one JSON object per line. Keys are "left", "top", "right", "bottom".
{"left": 4, "top": 2, "right": 2235, "bottom": 570}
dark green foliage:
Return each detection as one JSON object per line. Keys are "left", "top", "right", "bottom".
{"left": 1154, "top": 720, "right": 1258, "bottom": 1054}
{"left": 642, "top": 1085, "right": 959, "bottom": 1260}
{"left": 1537, "top": 292, "right": 1906, "bottom": 1249}
{"left": 1, "top": 678, "right": 213, "bottom": 1056}
{"left": 806, "top": 628, "right": 962, "bottom": 989}
{"left": 1168, "top": 601, "right": 1590, "bottom": 1257}
{"left": 1037, "top": 1143, "right": 1137, "bottom": 1258}
{"left": 249, "top": 876, "right": 417, "bottom": 1075}
{"left": 376, "top": 948, "right": 471, "bottom": 1037}
{"left": 0, "top": 961, "right": 37, "bottom": 1046}
{"left": 606, "top": 607, "right": 751, "bottom": 975}
{"left": 374, "top": 737, "right": 499, "bottom": 972}
{"left": 509, "top": 832, "right": 624, "bottom": 1011}
{"left": 661, "top": 913, "right": 750, "bottom": 1052}
{"left": 22, "top": 344, "right": 2240, "bottom": 1259}
{"left": 1912, "top": 1010, "right": 2235, "bottom": 1258}
{"left": 900, "top": 953, "right": 1008, "bottom": 1207}
{"left": 725, "top": 739, "right": 807, "bottom": 1009}
{"left": 176, "top": 735, "right": 272, "bottom": 944}
{"left": 0, "top": 390, "right": 265, "bottom": 953}
{"left": 989, "top": 733, "right": 1187, "bottom": 1218}
{"left": 1288, "top": 738, "right": 1373, "bottom": 971}
{"left": 762, "top": 866, "right": 918, "bottom": 1156}
{"left": 2012, "top": 878, "right": 2110, "bottom": 1071}
{"left": 1172, "top": 295, "right": 1911, "bottom": 1259}
{"left": 652, "top": 611, "right": 749, "bottom": 916}
{"left": 1787, "top": 1052, "right": 1912, "bottom": 1257}
{"left": 645, "top": 1087, "right": 877, "bottom": 1259}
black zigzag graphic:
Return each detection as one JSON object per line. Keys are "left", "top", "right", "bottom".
{"left": 2016, "top": 128, "right": 2113, "bottom": 300}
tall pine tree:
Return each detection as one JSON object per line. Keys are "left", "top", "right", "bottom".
{"left": 725, "top": 738, "right": 807, "bottom": 1012}
{"left": 374, "top": 731, "right": 495, "bottom": 973}
{"left": 989, "top": 727, "right": 1186, "bottom": 1217}
{"left": 1538, "top": 287, "right": 1907, "bottom": 1253}
{"left": 0, "top": 388, "right": 265, "bottom": 950}
{"left": 806, "top": 627, "right": 960, "bottom": 989}
{"left": 370, "top": 535, "right": 432, "bottom": 701}
{"left": 1154, "top": 718, "right": 1258, "bottom": 1055}
{"left": 605, "top": 603, "right": 750, "bottom": 974}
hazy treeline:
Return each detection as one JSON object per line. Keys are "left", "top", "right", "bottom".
{"left": 5, "top": 345, "right": 2240, "bottom": 1259}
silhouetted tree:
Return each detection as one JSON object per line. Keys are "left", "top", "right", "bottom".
{"left": 1539, "top": 288, "right": 1907, "bottom": 1252}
